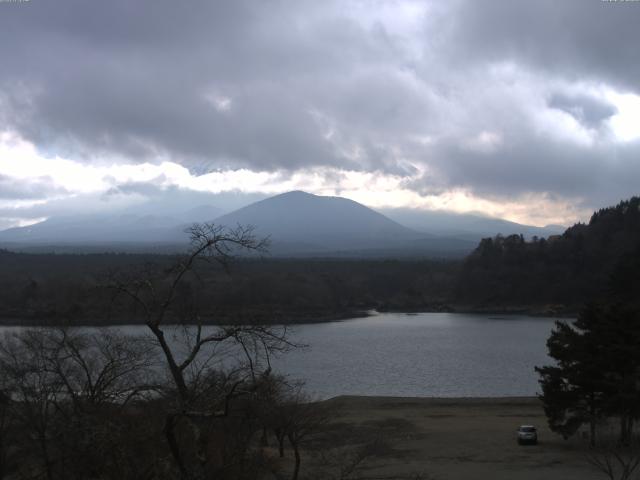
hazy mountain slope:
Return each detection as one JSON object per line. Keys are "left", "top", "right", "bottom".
{"left": 0, "top": 205, "right": 222, "bottom": 245}
{"left": 0, "top": 191, "right": 521, "bottom": 257}
{"left": 0, "top": 215, "right": 176, "bottom": 244}
{"left": 212, "top": 191, "right": 425, "bottom": 253}
{"left": 381, "top": 208, "right": 565, "bottom": 241}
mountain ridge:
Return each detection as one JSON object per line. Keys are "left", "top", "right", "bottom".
{"left": 210, "top": 190, "right": 426, "bottom": 254}
{"left": 0, "top": 190, "right": 563, "bottom": 257}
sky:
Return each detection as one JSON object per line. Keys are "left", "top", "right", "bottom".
{"left": 1, "top": 0, "right": 639, "bottom": 230}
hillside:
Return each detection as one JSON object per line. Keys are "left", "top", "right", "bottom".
{"left": 0, "top": 191, "right": 477, "bottom": 256}
{"left": 381, "top": 207, "right": 564, "bottom": 242}
{"left": 0, "top": 190, "right": 573, "bottom": 258}
{"left": 0, "top": 206, "right": 221, "bottom": 246}
{"left": 2, "top": 196, "right": 640, "bottom": 325}
{"left": 456, "top": 196, "right": 640, "bottom": 312}
{"left": 209, "top": 191, "right": 480, "bottom": 257}
{"left": 211, "top": 191, "right": 422, "bottom": 252}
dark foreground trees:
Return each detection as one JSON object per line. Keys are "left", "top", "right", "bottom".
{"left": 0, "top": 223, "right": 330, "bottom": 480}
{"left": 536, "top": 302, "right": 640, "bottom": 446}
{"left": 107, "top": 223, "right": 299, "bottom": 478}
{"left": 0, "top": 328, "right": 329, "bottom": 480}
{"left": 0, "top": 328, "right": 160, "bottom": 479}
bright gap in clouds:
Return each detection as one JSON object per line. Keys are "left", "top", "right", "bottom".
{"left": 0, "top": 131, "right": 588, "bottom": 229}
{"left": 606, "top": 91, "right": 640, "bottom": 142}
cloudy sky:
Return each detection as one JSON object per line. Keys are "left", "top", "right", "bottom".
{"left": 1, "top": 0, "right": 639, "bottom": 230}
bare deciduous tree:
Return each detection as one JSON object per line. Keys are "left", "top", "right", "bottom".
{"left": 587, "top": 439, "right": 640, "bottom": 480}
{"left": 0, "top": 223, "right": 323, "bottom": 480}
{"left": 0, "top": 327, "right": 158, "bottom": 480}
{"left": 108, "top": 223, "right": 297, "bottom": 479}
{"left": 262, "top": 382, "right": 329, "bottom": 480}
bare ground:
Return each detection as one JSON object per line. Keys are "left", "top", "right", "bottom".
{"left": 297, "top": 396, "right": 602, "bottom": 480}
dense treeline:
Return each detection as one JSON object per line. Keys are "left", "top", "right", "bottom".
{"left": 2, "top": 196, "right": 640, "bottom": 325}
{"left": 0, "top": 251, "right": 459, "bottom": 326}
{"left": 0, "top": 251, "right": 162, "bottom": 325}
{"left": 536, "top": 228, "right": 640, "bottom": 448}
{"left": 457, "top": 197, "right": 640, "bottom": 312}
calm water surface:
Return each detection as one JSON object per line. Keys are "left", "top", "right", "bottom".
{"left": 270, "top": 312, "right": 560, "bottom": 398}
{"left": 1, "top": 312, "right": 562, "bottom": 399}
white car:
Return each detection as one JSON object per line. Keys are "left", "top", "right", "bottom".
{"left": 517, "top": 425, "right": 538, "bottom": 445}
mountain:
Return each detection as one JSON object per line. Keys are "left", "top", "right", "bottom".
{"left": 181, "top": 205, "right": 223, "bottom": 223}
{"left": 380, "top": 208, "right": 564, "bottom": 242}
{"left": 210, "top": 191, "right": 434, "bottom": 254}
{"left": 0, "top": 204, "right": 222, "bottom": 248}
{"left": 0, "top": 214, "right": 173, "bottom": 244}
{"left": 4, "top": 190, "right": 567, "bottom": 257}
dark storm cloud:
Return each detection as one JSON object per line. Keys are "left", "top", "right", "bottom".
{"left": 445, "top": 0, "right": 640, "bottom": 91}
{"left": 428, "top": 137, "right": 640, "bottom": 208}
{"left": 0, "top": 0, "right": 400, "bottom": 171}
{"left": 0, "top": 0, "right": 639, "bottom": 215}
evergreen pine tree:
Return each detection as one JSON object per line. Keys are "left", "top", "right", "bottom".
{"left": 536, "top": 303, "right": 609, "bottom": 446}
{"left": 537, "top": 301, "right": 640, "bottom": 446}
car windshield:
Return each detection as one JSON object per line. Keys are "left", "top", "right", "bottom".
{"left": 519, "top": 427, "right": 536, "bottom": 432}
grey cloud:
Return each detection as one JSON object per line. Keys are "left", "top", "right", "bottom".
{"left": 414, "top": 133, "right": 640, "bottom": 211}
{"left": 103, "top": 182, "right": 267, "bottom": 215}
{"left": 0, "top": 0, "right": 400, "bottom": 171}
{"left": 0, "top": 174, "right": 67, "bottom": 200}
{"left": 445, "top": 0, "right": 640, "bottom": 92}
{"left": 548, "top": 93, "right": 617, "bottom": 128}
{"left": 0, "top": 0, "right": 639, "bottom": 217}
{"left": 0, "top": 180, "right": 265, "bottom": 227}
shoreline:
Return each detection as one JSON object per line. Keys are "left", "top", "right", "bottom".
{"left": 0, "top": 305, "right": 576, "bottom": 327}
{"left": 325, "top": 394, "right": 540, "bottom": 403}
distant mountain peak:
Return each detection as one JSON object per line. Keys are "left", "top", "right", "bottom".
{"left": 210, "top": 190, "right": 431, "bottom": 254}
{"left": 0, "top": 191, "right": 480, "bottom": 257}
{"left": 277, "top": 190, "right": 314, "bottom": 197}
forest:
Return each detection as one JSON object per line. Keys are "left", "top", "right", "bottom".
{"left": 456, "top": 197, "right": 640, "bottom": 312}
{"left": 0, "top": 252, "right": 458, "bottom": 326}
{"left": 0, "top": 196, "right": 639, "bottom": 326}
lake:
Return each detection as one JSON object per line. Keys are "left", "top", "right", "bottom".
{"left": 0, "top": 312, "right": 563, "bottom": 399}
{"left": 270, "top": 312, "right": 561, "bottom": 398}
